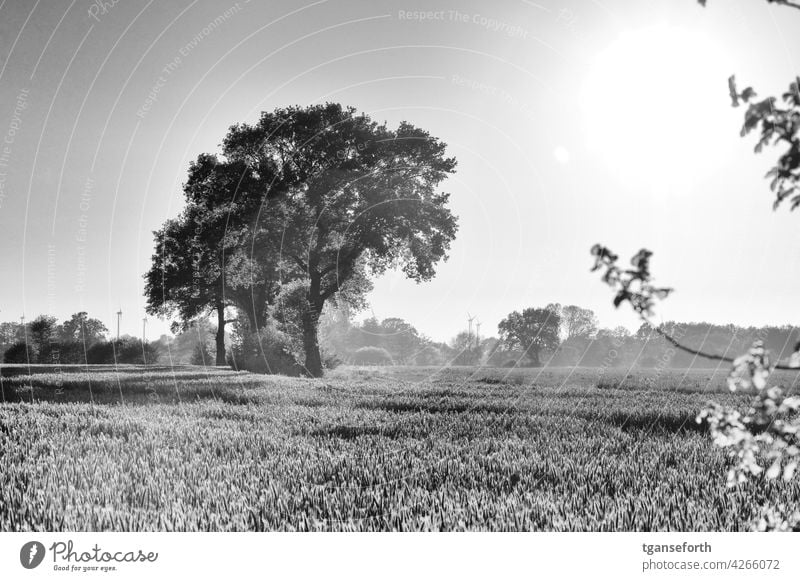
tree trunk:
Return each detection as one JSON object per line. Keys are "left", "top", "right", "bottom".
{"left": 302, "top": 308, "right": 323, "bottom": 377}
{"left": 215, "top": 301, "right": 227, "bottom": 366}
{"left": 527, "top": 347, "right": 541, "bottom": 367}
{"left": 302, "top": 271, "right": 324, "bottom": 377}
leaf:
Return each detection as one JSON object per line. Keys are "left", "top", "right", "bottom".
{"left": 741, "top": 87, "right": 756, "bottom": 102}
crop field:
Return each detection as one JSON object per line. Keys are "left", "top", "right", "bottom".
{"left": 1, "top": 364, "right": 798, "bottom": 531}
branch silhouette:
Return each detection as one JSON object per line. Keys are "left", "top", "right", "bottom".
{"left": 590, "top": 244, "right": 800, "bottom": 371}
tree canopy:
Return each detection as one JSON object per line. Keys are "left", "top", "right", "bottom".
{"left": 498, "top": 306, "right": 561, "bottom": 367}
{"left": 218, "top": 103, "right": 458, "bottom": 376}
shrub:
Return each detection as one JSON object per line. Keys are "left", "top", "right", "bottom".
{"left": 352, "top": 346, "right": 393, "bottom": 366}
{"left": 117, "top": 339, "right": 161, "bottom": 364}
{"left": 3, "top": 342, "right": 31, "bottom": 364}
{"left": 228, "top": 324, "right": 302, "bottom": 376}
{"left": 86, "top": 341, "right": 115, "bottom": 364}
{"left": 414, "top": 345, "right": 442, "bottom": 366}
{"left": 322, "top": 349, "right": 342, "bottom": 370}
{"left": 84, "top": 339, "right": 160, "bottom": 365}
{"left": 191, "top": 342, "right": 213, "bottom": 366}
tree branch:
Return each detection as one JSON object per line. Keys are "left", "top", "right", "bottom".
{"left": 772, "top": 0, "right": 800, "bottom": 11}
{"left": 591, "top": 244, "right": 800, "bottom": 372}
{"left": 650, "top": 324, "right": 797, "bottom": 370}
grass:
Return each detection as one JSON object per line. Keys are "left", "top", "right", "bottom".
{"left": 0, "top": 364, "right": 798, "bottom": 531}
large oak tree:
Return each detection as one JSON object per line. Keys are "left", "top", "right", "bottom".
{"left": 221, "top": 103, "right": 458, "bottom": 376}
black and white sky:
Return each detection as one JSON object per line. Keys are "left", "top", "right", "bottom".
{"left": 1, "top": 0, "right": 799, "bottom": 341}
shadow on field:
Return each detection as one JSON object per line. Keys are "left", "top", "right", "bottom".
{"left": 355, "top": 399, "right": 516, "bottom": 415}
{"left": 1, "top": 374, "right": 267, "bottom": 406}
{"left": 312, "top": 425, "right": 390, "bottom": 439}
{"left": 605, "top": 411, "right": 709, "bottom": 434}
{"left": 353, "top": 397, "right": 710, "bottom": 435}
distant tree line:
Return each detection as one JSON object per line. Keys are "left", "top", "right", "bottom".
{"left": 316, "top": 302, "right": 800, "bottom": 369}
{"left": 0, "top": 312, "right": 158, "bottom": 365}
{"left": 4, "top": 306, "right": 796, "bottom": 371}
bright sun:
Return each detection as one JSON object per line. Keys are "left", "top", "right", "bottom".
{"left": 581, "top": 23, "right": 735, "bottom": 194}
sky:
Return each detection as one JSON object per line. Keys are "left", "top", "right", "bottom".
{"left": 0, "top": 0, "right": 799, "bottom": 343}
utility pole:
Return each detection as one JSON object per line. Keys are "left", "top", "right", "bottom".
{"left": 142, "top": 317, "right": 147, "bottom": 343}
{"left": 467, "top": 313, "right": 475, "bottom": 351}
{"left": 116, "top": 309, "right": 122, "bottom": 341}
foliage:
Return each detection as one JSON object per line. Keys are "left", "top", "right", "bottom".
{"left": 3, "top": 342, "right": 30, "bottom": 364}
{"left": 449, "top": 330, "right": 483, "bottom": 366}
{"left": 590, "top": 245, "right": 672, "bottom": 317}
{"left": 190, "top": 342, "right": 214, "bottom": 366}
{"left": 85, "top": 341, "right": 116, "bottom": 365}
{"left": 83, "top": 338, "right": 161, "bottom": 365}
{"left": 221, "top": 103, "right": 458, "bottom": 376}
{"left": 725, "top": 76, "right": 800, "bottom": 210}
{"left": 560, "top": 305, "right": 598, "bottom": 340}
{"left": 59, "top": 312, "right": 108, "bottom": 345}
{"left": 144, "top": 154, "right": 272, "bottom": 365}
{"left": 228, "top": 321, "right": 302, "bottom": 376}
{"left": 414, "top": 345, "right": 443, "bottom": 366}
{"left": 27, "top": 315, "right": 57, "bottom": 360}
{"left": 497, "top": 306, "right": 561, "bottom": 367}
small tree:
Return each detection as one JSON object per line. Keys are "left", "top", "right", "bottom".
{"left": 59, "top": 312, "right": 108, "bottom": 346}
{"left": 28, "top": 315, "right": 58, "bottom": 363}
{"left": 560, "top": 305, "right": 598, "bottom": 340}
{"left": 3, "top": 342, "right": 30, "bottom": 364}
{"left": 145, "top": 154, "right": 272, "bottom": 366}
{"left": 449, "top": 330, "right": 483, "bottom": 366}
{"left": 497, "top": 306, "right": 561, "bottom": 367}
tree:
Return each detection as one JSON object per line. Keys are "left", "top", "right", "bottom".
{"left": 560, "top": 305, "right": 598, "bottom": 340}
{"left": 0, "top": 322, "right": 22, "bottom": 345}
{"left": 3, "top": 342, "right": 29, "bottom": 364}
{"left": 59, "top": 312, "right": 107, "bottom": 345}
{"left": 145, "top": 154, "right": 270, "bottom": 365}
{"left": 497, "top": 306, "right": 561, "bottom": 367}
{"left": 415, "top": 344, "right": 443, "bottom": 366}
{"left": 222, "top": 103, "right": 458, "bottom": 376}
{"left": 449, "top": 330, "right": 483, "bottom": 366}
{"left": 28, "top": 315, "right": 57, "bottom": 362}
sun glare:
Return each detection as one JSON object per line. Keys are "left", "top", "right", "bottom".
{"left": 581, "top": 23, "right": 734, "bottom": 193}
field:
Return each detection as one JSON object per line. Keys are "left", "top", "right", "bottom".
{"left": 1, "top": 364, "right": 798, "bottom": 531}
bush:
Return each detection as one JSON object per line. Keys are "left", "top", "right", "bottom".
{"left": 228, "top": 324, "right": 302, "bottom": 376}
{"left": 352, "top": 346, "right": 393, "bottom": 366}
{"left": 322, "top": 350, "right": 342, "bottom": 370}
{"left": 86, "top": 341, "right": 115, "bottom": 364}
{"left": 84, "top": 339, "right": 160, "bottom": 364}
{"left": 117, "top": 339, "right": 161, "bottom": 364}
{"left": 37, "top": 341, "right": 86, "bottom": 365}
{"left": 415, "top": 345, "right": 443, "bottom": 366}
{"left": 3, "top": 342, "right": 31, "bottom": 364}
{"left": 191, "top": 342, "right": 213, "bottom": 366}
